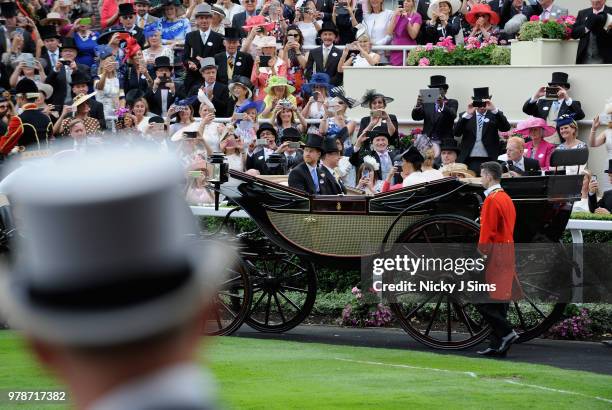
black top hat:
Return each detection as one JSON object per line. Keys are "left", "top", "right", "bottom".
{"left": 280, "top": 127, "right": 301, "bottom": 142}
{"left": 549, "top": 71, "right": 570, "bottom": 89}
{"left": 428, "top": 75, "right": 448, "bottom": 89}
{"left": 224, "top": 27, "right": 241, "bottom": 40}
{"left": 135, "top": 0, "right": 151, "bottom": 4}
{"left": 472, "top": 87, "right": 491, "bottom": 101}
{"left": 303, "top": 133, "right": 323, "bottom": 150}
{"left": 15, "top": 78, "right": 39, "bottom": 95}
{"left": 321, "top": 137, "right": 339, "bottom": 154}
{"left": 440, "top": 139, "right": 460, "bottom": 154}
{"left": 0, "top": 2, "right": 17, "bottom": 18}
{"left": 318, "top": 21, "right": 338, "bottom": 36}
{"left": 39, "top": 25, "right": 61, "bottom": 40}
{"left": 60, "top": 37, "right": 78, "bottom": 51}
{"left": 71, "top": 70, "right": 92, "bottom": 85}
{"left": 256, "top": 123, "right": 278, "bottom": 139}
{"left": 126, "top": 89, "right": 145, "bottom": 107}
{"left": 149, "top": 116, "right": 165, "bottom": 124}
{"left": 154, "top": 56, "right": 173, "bottom": 69}
{"left": 97, "top": 27, "right": 130, "bottom": 44}
{"left": 118, "top": 3, "right": 136, "bottom": 16}
{"left": 367, "top": 126, "right": 390, "bottom": 140}
{"left": 605, "top": 159, "right": 612, "bottom": 174}
{"left": 401, "top": 145, "right": 424, "bottom": 164}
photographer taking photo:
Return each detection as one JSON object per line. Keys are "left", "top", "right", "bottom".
{"left": 146, "top": 56, "right": 184, "bottom": 117}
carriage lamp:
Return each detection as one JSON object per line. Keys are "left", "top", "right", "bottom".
{"left": 266, "top": 153, "right": 287, "bottom": 176}
{"left": 208, "top": 152, "right": 229, "bottom": 211}
{"left": 208, "top": 152, "right": 229, "bottom": 184}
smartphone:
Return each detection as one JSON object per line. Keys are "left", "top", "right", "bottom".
{"left": 256, "top": 26, "right": 264, "bottom": 33}
{"left": 420, "top": 88, "right": 441, "bottom": 104}
{"left": 599, "top": 113, "right": 611, "bottom": 125}
{"left": 259, "top": 55, "right": 271, "bottom": 67}
{"left": 188, "top": 170, "right": 204, "bottom": 178}
{"left": 363, "top": 169, "right": 370, "bottom": 178}
{"left": 15, "top": 27, "right": 25, "bottom": 35}
{"left": 61, "top": 59, "right": 71, "bottom": 66}
{"left": 256, "top": 138, "right": 267, "bottom": 146}
{"left": 312, "top": 91, "right": 321, "bottom": 102}
{"left": 184, "top": 131, "right": 198, "bottom": 139}
{"left": 234, "top": 112, "right": 245, "bottom": 120}
{"left": 80, "top": 17, "right": 92, "bottom": 25}
{"left": 288, "top": 142, "right": 301, "bottom": 149}
{"left": 370, "top": 110, "right": 382, "bottom": 118}
{"left": 591, "top": 175, "right": 597, "bottom": 183}
{"left": 545, "top": 86, "right": 559, "bottom": 100}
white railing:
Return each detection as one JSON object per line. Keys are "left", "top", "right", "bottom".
{"left": 211, "top": 118, "right": 594, "bottom": 127}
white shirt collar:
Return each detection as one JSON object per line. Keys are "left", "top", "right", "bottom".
{"left": 322, "top": 164, "right": 335, "bottom": 174}
{"left": 89, "top": 363, "right": 216, "bottom": 410}
{"left": 593, "top": 6, "right": 605, "bottom": 14}
{"left": 306, "top": 163, "right": 318, "bottom": 172}
{"left": 484, "top": 183, "right": 502, "bottom": 197}
{"left": 512, "top": 156, "right": 525, "bottom": 170}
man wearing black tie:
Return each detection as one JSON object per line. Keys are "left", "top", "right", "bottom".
{"left": 214, "top": 28, "right": 254, "bottom": 84}
{"left": 289, "top": 134, "right": 324, "bottom": 195}
{"left": 455, "top": 87, "right": 511, "bottom": 176}
{"left": 498, "top": 136, "right": 541, "bottom": 176}
{"left": 411, "top": 75, "right": 458, "bottom": 144}
{"left": 320, "top": 137, "right": 347, "bottom": 195}
{"left": 304, "top": 22, "right": 343, "bottom": 86}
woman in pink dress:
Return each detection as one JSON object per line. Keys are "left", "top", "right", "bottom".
{"left": 387, "top": 0, "right": 422, "bottom": 66}
{"left": 515, "top": 117, "right": 557, "bottom": 170}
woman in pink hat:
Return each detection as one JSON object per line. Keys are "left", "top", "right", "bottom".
{"left": 515, "top": 116, "right": 557, "bottom": 170}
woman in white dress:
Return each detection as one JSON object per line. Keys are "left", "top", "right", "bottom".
{"left": 361, "top": 0, "right": 394, "bottom": 61}
{"left": 589, "top": 102, "right": 612, "bottom": 161}
{"left": 172, "top": 104, "right": 224, "bottom": 153}
{"left": 295, "top": 1, "right": 323, "bottom": 46}
{"left": 219, "top": 125, "right": 246, "bottom": 172}
{"left": 94, "top": 49, "right": 123, "bottom": 120}
{"left": 338, "top": 33, "right": 380, "bottom": 71}
{"left": 301, "top": 73, "right": 332, "bottom": 126}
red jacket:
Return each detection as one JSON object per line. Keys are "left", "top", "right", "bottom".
{"left": 479, "top": 187, "right": 520, "bottom": 301}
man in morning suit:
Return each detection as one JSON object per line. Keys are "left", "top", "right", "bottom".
{"left": 277, "top": 127, "right": 304, "bottom": 172}
{"left": 246, "top": 123, "right": 280, "bottom": 175}
{"left": 188, "top": 57, "right": 230, "bottom": 117}
{"left": 522, "top": 72, "right": 585, "bottom": 139}
{"left": 214, "top": 28, "right": 254, "bottom": 84}
{"left": 475, "top": 161, "right": 520, "bottom": 357}
{"left": 588, "top": 159, "right": 612, "bottom": 214}
{"left": 319, "top": 137, "right": 347, "bottom": 195}
{"left": 350, "top": 126, "right": 401, "bottom": 182}
{"left": 114, "top": 3, "right": 146, "bottom": 48}
{"left": 44, "top": 38, "right": 90, "bottom": 112}
{"left": 288, "top": 134, "right": 324, "bottom": 195}
{"left": 571, "top": 0, "right": 612, "bottom": 64}
{"left": 184, "top": 4, "right": 225, "bottom": 94}
{"left": 499, "top": 136, "right": 541, "bottom": 176}
{"left": 146, "top": 56, "right": 184, "bottom": 117}
{"left": 304, "top": 21, "right": 343, "bottom": 86}
{"left": 0, "top": 79, "right": 52, "bottom": 156}
{"left": 528, "top": 0, "right": 568, "bottom": 19}
{"left": 454, "top": 87, "right": 511, "bottom": 176}
{"left": 411, "top": 75, "right": 458, "bottom": 144}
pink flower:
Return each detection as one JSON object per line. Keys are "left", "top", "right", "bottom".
{"left": 465, "top": 43, "right": 475, "bottom": 50}
{"left": 418, "top": 57, "right": 430, "bottom": 66}
{"left": 425, "top": 43, "right": 434, "bottom": 51}
{"left": 351, "top": 286, "right": 360, "bottom": 295}
{"left": 530, "top": 15, "right": 540, "bottom": 22}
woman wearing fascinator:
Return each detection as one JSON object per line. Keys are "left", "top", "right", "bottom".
{"left": 356, "top": 156, "right": 384, "bottom": 195}
{"left": 356, "top": 89, "right": 398, "bottom": 145}
{"left": 555, "top": 113, "right": 588, "bottom": 175}
{"left": 143, "top": 23, "right": 174, "bottom": 68}
{"left": 321, "top": 86, "right": 358, "bottom": 151}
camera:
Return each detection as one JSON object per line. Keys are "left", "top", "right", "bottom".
{"left": 259, "top": 55, "right": 271, "bottom": 67}
{"left": 60, "top": 59, "right": 71, "bottom": 66}
{"left": 288, "top": 142, "right": 301, "bottom": 149}
{"left": 298, "top": 6, "right": 309, "bottom": 13}
{"left": 278, "top": 98, "right": 293, "bottom": 109}
{"left": 158, "top": 76, "right": 171, "bottom": 88}
{"left": 472, "top": 100, "right": 486, "bottom": 108}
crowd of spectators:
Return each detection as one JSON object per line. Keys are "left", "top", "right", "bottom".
{"left": 0, "top": 0, "right": 610, "bottom": 212}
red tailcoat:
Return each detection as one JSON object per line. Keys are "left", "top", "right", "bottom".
{"left": 479, "top": 188, "right": 519, "bottom": 301}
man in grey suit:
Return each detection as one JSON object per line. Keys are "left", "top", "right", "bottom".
{"left": 135, "top": 0, "right": 160, "bottom": 28}
{"left": 528, "top": 0, "right": 568, "bottom": 19}
{"left": 0, "top": 150, "right": 227, "bottom": 410}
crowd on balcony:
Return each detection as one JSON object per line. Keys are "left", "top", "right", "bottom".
{"left": 0, "top": 0, "right": 610, "bottom": 212}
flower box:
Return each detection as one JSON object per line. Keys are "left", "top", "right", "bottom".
{"left": 510, "top": 38, "right": 579, "bottom": 66}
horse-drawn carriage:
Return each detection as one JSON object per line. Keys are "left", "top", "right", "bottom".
{"left": 205, "top": 149, "right": 587, "bottom": 350}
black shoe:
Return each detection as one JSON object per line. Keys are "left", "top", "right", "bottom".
{"left": 497, "top": 330, "right": 519, "bottom": 355}
{"left": 476, "top": 348, "right": 499, "bottom": 356}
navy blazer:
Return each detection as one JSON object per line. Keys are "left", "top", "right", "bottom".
{"left": 319, "top": 165, "right": 346, "bottom": 195}
{"left": 288, "top": 162, "right": 323, "bottom": 195}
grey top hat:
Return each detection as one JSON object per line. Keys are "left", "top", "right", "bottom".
{"left": 194, "top": 3, "right": 212, "bottom": 16}
{"left": 199, "top": 57, "right": 217, "bottom": 71}
{"left": 0, "top": 149, "right": 231, "bottom": 346}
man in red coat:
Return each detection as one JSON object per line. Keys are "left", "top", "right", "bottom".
{"left": 476, "top": 161, "right": 519, "bottom": 357}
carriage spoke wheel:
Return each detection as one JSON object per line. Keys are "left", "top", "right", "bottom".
{"left": 243, "top": 249, "right": 317, "bottom": 333}
{"left": 390, "top": 215, "right": 491, "bottom": 350}
{"left": 508, "top": 298, "right": 566, "bottom": 343}
{"left": 203, "top": 259, "right": 252, "bottom": 336}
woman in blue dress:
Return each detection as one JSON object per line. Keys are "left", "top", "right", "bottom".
{"left": 72, "top": 16, "right": 100, "bottom": 67}
{"left": 160, "top": 2, "right": 191, "bottom": 46}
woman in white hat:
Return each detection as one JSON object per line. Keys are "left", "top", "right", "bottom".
{"left": 424, "top": 0, "right": 461, "bottom": 44}
{"left": 590, "top": 100, "right": 612, "bottom": 161}
{"left": 250, "top": 36, "right": 287, "bottom": 101}
{"left": 53, "top": 92, "right": 101, "bottom": 137}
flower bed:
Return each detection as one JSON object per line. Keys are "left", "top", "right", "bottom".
{"left": 406, "top": 36, "right": 511, "bottom": 66}
{"left": 518, "top": 15, "right": 576, "bottom": 41}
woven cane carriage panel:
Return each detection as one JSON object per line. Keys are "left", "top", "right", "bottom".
{"left": 267, "top": 212, "right": 425, "bottom": 257}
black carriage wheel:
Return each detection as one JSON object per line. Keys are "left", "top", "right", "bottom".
{"left": 243, "top": 250, "right": 317, "bottom": 333}
{"left": 390, "top": 215, "right": 492, "bottom": 350}
{"left": 509, "top": 300, "right": 566, "bottom": 343}
{"left": 203, "top": 259, "right": 252, "bottom": 336}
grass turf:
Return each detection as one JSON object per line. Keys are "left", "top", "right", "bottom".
{"left": 1, "top": 331, "right": 611, "bottom": 409}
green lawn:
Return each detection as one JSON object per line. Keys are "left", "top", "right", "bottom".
{"left": 1, "top": 331, "right": 611, "bottom": 409}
